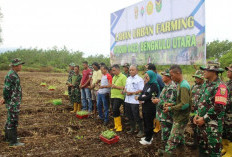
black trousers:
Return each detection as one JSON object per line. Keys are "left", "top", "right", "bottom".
{"left": 111, "top": 98, "right": 124, "bottom": 117}
{"left": 125, "top": 103, "right": 142, "bottom": 123}
{"left": 142, "top": 103, "right": 156, "bottom": 141}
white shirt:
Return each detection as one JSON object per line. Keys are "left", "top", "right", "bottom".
{"left": 125, "top": 74, "right": 144, "bottom": 104}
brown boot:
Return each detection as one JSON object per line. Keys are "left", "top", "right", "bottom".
{"left": 70, "top": 103, "right": 77, "bottom": 113}
{"left": 77, "top": 103, "right": 81, "bottom": 111}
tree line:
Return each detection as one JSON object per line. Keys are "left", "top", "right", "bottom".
{"left": 0, "top": 47, "right": 110, "bottom": 72}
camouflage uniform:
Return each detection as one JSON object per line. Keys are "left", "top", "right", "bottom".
{"left": 67, "top": 63, "right": 75, "bottom": 103}
{"left": 4, "top": 70, "right": 23, "bottom": 129}
{"left": 70, "top": 74, "right": 82, "bottom": 103}
{"left": 223, "top": 64, "right": 232, "bottom": 141}
{"left": 3, "top": 58, "right": 25, "bottom": 146}
{"left": 186, "top": 70, "right": 204, "bottom": 147}
{"left": 196, "top": 61, "right": 228, "bottom": 156}
{"left": 157, "top": 70, "right": 177, "bottom": 143}
{"left": 191, "top": 70, "right": 205, "bottom": 113}
{"left": 165, "top": 79, "right": 191, "bottom": 154}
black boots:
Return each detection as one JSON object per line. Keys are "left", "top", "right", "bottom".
{"left": 8, "top": 128, "right": 24, "bottom": 147}
{"left": 136, "top": 121, "right": 144, "bottom": 138}
{"left": 4, "top": 125, "right": 9, "bottom": 142}
{"left": 127, "top": 121, "right": 136, "bottom": 134}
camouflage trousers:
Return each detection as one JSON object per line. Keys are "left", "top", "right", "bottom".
{"left": 70, "top": 88, "right": 81, "bottom": 104}
{"left": 165, "top": 121, "right": 188, "bottom": 154}
{"left": 197, "top": 126, "right": 222, "bottom": 156}
{"left": 5, "top": 110, "right": 19, "bottom": 129}
{"left": 160, "top": 121, "right": 173, "bottom": 142}
{"left": 223, "top": 112, "right": 232, "bottom": 141}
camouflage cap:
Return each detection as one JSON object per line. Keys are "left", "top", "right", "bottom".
{"left": 161, "top": 69, "right": 170, "bottom": 77}
{"left": 123, "top": 63, "right": 130, "bottom": 68}
{"left": 192, "top": 70, "right": 204, "bottom": 79}
{"left": 225, "top": 64, "right": 232, "bottom": 71}
{"left": 69, "top": 63, "right": 75, "bottom": 67}
{"left": 9, "top": 58, "right": 25, "bottom": 66}
{"left": 200, "top": 61, "right": 224, "bottom": 73}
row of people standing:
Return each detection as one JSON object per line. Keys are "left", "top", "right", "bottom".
{"left": 153, "top": 61, "right": 232, "bottom": 157}
{"left": 66, "top": 60, "right": 232, "bottom": 157}
{"left": 66, "top": 62, "right": 165, "bottom": 138}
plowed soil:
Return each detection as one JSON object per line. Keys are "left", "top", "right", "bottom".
{"left": 0, "top": 71, "right": 196, "bottom": 157}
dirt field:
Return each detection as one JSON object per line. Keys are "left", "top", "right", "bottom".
{"left": 0, "top": 71, "right": 196, "bottom": 157}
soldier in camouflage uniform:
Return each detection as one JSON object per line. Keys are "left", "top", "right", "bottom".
{"left": 223, "top": 64, "right": 232, "bottom": 142}
{"left": 191, "top": 70, "right": 205, "bottom": 113}
{"left": 194, "top": 61, "right": 228, "bottom": 156}
{"left": 2, "top": 58, "right": 25, "bottom": 146}
{"left": 66, "top": 63, "right": 75, "bottom": 106}
{"left": 186, "top": 70, "right": 204, "bottom": 147}
{"left": 152, "top": 69, "right": 177, "bottom": 155}
{"left": 122, "top": 63, "right": 130, "bottom": 78}
{"left": 70, "top": 65, "right": 82, "bottom": 113}
{"left": 163, "top": 65, "right": 191, "bottom": 157}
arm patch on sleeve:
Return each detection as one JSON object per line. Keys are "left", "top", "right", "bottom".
{"left": 215, "top": 84, "right": 228, "bottom": 105}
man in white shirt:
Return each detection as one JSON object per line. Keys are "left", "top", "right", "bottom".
{"left": 124, "top": 65, "right": 144, "bottom": 137}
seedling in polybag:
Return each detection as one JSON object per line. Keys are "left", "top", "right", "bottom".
{"left": 76, "top": 111, "right": 89, "bottom": 116}
{"left": 48, "top": 85, "right": 56, "bottom": 90}
{"left": 40, "top": 82, "right": 46, "bottom": 86}
{"left": 101, "top": 130, "right": 116, "bottom": 139}
{"left": 52, "top": 99, "right": 62, "bottom": 105}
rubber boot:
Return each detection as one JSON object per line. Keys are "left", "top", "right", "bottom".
{"left": 127, "top": 121, "right": 135, "bottom": 134}
{"left": 77, "top": 103, "right": 81, "bottom": 112}
{"left": 70, "top": 103, "right": 77, "bottom": 113}
{"left": 113, "top": 117, "right": 118, "bottom": 130}
{"left": 115, "top": 116, "right": 122, "bottom": 132}
{"left": 4, "top": 125, "right": 9, "bottom": 143}
{"left": 222, "top": 139, "right": 230, "bottom": 155}
{"left": 223, "top": 142, "right": 232, "bottom": 157}
{"left": 9, "top": 128, "right": 24, "bottom": 147}
{"left": 136, "top": 121, "right": 144, "bottom": 138}
{"left": 5, "top": 126, "right": 20, "bottom": 142}
{"left": 153, "top": 119, "right": 161, "bottom": 133}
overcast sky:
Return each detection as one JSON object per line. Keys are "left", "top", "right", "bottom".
{"left": 0, "top": 0, "right": 231, "bottom": 56}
